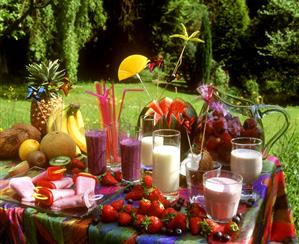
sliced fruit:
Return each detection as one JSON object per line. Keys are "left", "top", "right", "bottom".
{"left": 118, "top": 55, "right": 149, "bottom": 81}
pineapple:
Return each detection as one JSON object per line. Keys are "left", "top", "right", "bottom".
{"left": 26, "top": 60, "right": 66, "bottom": 136}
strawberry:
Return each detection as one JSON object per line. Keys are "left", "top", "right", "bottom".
{"left": 219, "top": 131, "right": 232, "bottom": 150}
{"left": 148, "top": 200, "right": 165, "bottom": 218}
{"left": 123, "top": 204, "right": 136, "bottom": 214}
{"left": 186, "top": 203, "right": 206, "bottom": 218}
{"left": 125, "top": 185, "right": 144, "bottom": 200}
{"left": 189, "top": 217, "right": 202, "bottom": 235}
{"left": 224, "top": 221, "right": 239, "bottom": 235}
{"left": 143, "top": 175, "right": 152, "bottom": 188}
{"left": 243, "top": 118, "right": 257, "bottom": 130}
{"left": 118, "top": 212, "right": 132, "bottom": 226}
{"left": 143, "top": 216, "right": 163, "bottom": 234}
{"left": 146, "top": 188, "right": 163, "bottom": 201}
{"left": 70, "top": 158, "right": 86, "bottom": 169}
{"left": 111, "top": 199, "right": 124, "bottom": 212}
{"left": 133, "top": 213, "right": 145, "bottom": 230}
{"left": 200, "top": 218, "right": 221, "bottom": 236}
{"left": 114, "top": 171, "right": 123, "bottom": 182}
{"left": 138, "top": 198, "right": 152, "bottom": 215}
{"left": 101, "top": 204, "right": 119, "bottom": 222}
{"left": 101, "top": 171, "right": 118, "bottom": 186}
{"left": 161, "top": 207, "right": 177, "bottom": 219}
{"left": 167, "top": 213, "right": 187, "bottom": 231}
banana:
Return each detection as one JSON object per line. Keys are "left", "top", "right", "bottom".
{"left": 75, "top": 109, "right": 85, "bottom": 135}
{"left": 75, "top": 145, "right": 82, "bottom": 156}
{"left": 67, "top": 114, "right": 87, "bottom": 153}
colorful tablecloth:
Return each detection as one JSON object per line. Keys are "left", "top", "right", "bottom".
{"left": 0, "top": 156, "right": 297, "bottom": 243}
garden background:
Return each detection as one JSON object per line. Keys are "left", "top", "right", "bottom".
{"left": 0, "top": 0, "right": 298, "bottom": 233}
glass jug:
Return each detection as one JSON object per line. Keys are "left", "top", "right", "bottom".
{"left": 193, "top": 85, "right": 290, "bottom": 167}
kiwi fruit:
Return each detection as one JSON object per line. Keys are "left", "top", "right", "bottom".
{"left": 27, "top": 150, "right": 48, "bottom": 167}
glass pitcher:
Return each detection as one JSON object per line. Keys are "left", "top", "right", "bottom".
{"left": 193, "top": 85, "right": 290, "bottom": 167}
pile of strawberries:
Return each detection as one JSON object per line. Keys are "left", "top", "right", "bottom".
{"left": 99, "top": 175, "right": 241, "bottom": 242}
{"left": 196, "top": 108, "right": 262, "bottom": 163}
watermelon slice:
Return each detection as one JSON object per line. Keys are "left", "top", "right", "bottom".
{"left": 158, "top": 97, "right": 173, "bottom": 115}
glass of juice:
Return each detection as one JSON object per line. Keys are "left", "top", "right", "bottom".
{"left": 203, "top": 169, "right": 243, "bottom": 223}
{"left": 152, "top": 129, "right": 181, "bottom": 201}
{"left": 85, "top": 128, "right": 107, "bottom": 175}
{"left": 230, "top": 137, "right": 263, "bottom": 200}
{"left": 119, "top": 124, "right": 141, "bottom": 183}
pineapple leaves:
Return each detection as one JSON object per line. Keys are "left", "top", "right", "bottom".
{"left": 26, "top": 59, "right": 66, "bottom": 99}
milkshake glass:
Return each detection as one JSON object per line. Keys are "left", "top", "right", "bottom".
{"left": 85, "top": 129, "right": 107, "bottom": 175}
{"left": 119, "top": 125, "right": 141, "bottom": 183}
{"left": 203, "top": 170, "right": 243, "bottom": 223}
{"left": 230, "top": 137, "right": 263, "bottom": 200}
{"left": 152, "top": 129, "right": 180, "bottom": 201}
{"left": 140, "top": 116, "right": 155, "bottom": 170}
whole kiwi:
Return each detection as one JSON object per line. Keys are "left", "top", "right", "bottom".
{"left": 27, "top": 150, "right": 48, "bottom": 168}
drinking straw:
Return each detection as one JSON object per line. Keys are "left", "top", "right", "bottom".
{"left": 117, "top": 88, "right": 144, "bottom": 122}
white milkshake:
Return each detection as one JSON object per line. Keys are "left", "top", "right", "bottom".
{"left": 204, "top": 177, "right": 242, "bottom": 222}
{"left": 152, "top": 145, "right": 180, "bottom": 194}
{"left": 230, "top": 148, "right": 262, "bottom": 184}
{"left": 141, "top": 136, "right": 163, "bottom": 167}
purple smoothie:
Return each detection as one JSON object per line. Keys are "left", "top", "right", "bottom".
{"left": 120, "top": 137, "right": 141, "bottom": 182}
{"left": 85, "top": 130, "right": 106, "bottom": 175}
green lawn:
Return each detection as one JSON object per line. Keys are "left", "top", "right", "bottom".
{"left": 1, "top": 81, "right": 299, "bottom": 232}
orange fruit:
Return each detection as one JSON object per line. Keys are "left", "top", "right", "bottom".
{"left": 18, "top": 139, "right": 40, "bottom": 161}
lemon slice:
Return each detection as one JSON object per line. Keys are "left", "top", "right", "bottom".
{"left": 118, "top": 54, "right": 149, "bottom": 81}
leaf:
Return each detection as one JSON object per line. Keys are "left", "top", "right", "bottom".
{"left": 180, "top": 23, "right": 188, "bottom": 37}
{"left": 189, "top": 37, "right": 205, "bottom": 43}
{"left": 169, "top": 34, "right": 188, "bottom": 41}
{"left": 189, "top": 31, "right": 200, "bottom": 39}
{"left": 118, "top": 55, "right": 149, "bottom": 81}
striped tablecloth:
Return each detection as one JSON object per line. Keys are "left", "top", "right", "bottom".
{"left": 0, "top": 156, "right": 297, "bottom": 243}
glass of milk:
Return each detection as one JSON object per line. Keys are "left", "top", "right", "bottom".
{"left": 203, "top": 170, "right": 243, "bottom": 223}
{"left": 230, "top": 137, "right": 263, "bottom": 200}
{"left": 140, "top": 116, "right": 155, "bottom": 171}
{"left": 152, "top": 129, "right": 181, "bottom": 201}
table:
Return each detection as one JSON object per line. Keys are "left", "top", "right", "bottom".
{"left": 0, "top": 156, "right": 297, "bottom": 243}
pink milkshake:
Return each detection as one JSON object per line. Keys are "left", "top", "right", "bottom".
{"left": 203, "top": 170, "right": 242, "bottom": 223}
{"left": 120, "top": 137, "right": 141, "bottom": 182}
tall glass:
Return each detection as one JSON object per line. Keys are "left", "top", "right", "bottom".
{"left": 203, "top": 170, "right": 243, "bottom": 223}
{"left": 119, "top": 125, "right": 141, "bottom": 183}
{"left": 230, "top": 137, "right": 263, "bottom": 200}
{"left": 85, "top": 128, "right": 107, "bottom": 175}
{"left": 152, "top": 129, "right": 180, "bottom": 201}
{"left": 140, "top": 116, "right": 155, "bottom": 170}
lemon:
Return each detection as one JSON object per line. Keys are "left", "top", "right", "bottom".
{"left": 118, "top": 54, "right": 149, "bottom": 81}
{"left": 18, "top": 139, "right": 40, "bottom": 161}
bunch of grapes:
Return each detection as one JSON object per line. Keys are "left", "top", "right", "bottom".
{"left": 194, "top": 109, "right": 262, "bottom": 165}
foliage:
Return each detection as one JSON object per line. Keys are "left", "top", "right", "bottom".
{"left": 254, "top": 0, "right": 299, "bottom": 99}
{"left": 204, "top": 0, "right": 250, "bottom": 64}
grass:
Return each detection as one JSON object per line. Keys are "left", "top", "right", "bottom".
{"left": 1, "top": 81, "right": 299, "bottom": 232}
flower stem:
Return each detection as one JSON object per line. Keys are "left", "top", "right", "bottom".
{"left": 200, "top": 105, "right": 209, "bottom": 157}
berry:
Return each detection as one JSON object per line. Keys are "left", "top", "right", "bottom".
{"left": 143, "top": 175, "right": 152, "bottom": 188}
{"left": 101, "top": 205, "right": 119, "bottom": 222}
{"left": 127, "top": 199, "right": 133, "bottom": 204}
{"left": 177, "top": 197, "right": 185, "bottom": 205}
{"left": 200, "top": 218, "right": 221, "bottom": 236}
{"left": 232, "top": 215, "right": 241, "bottom": 225}
{"left": 213, "top": 117, "right": 227, "bottom": 134}
{"left": 101, "top": 171, "right": 118, "bottom": 186}
{"left": 125, "top": 185, "right": 144, "bottom": 200}
{"left": 133, "top": 214, "right": 145, "bottom": 229}
{"left": 118, "top": 212, "right": 132, "bottom": 226}
{"left": 114, "top": 171, "right": 123, "bottom": 182}
{"left": 221, "top": 233, "right": 231, "bottom": 242}
{"left": 213, "top": 231, "right": 223, "bottom": 241}
{"left": 175, "top": 228, "right": 183, "bottom": 235}
{"left": 243, "top": 118, "right": 257, "bottom": 130}
{"left": 224, "top": 221, "right": 239, "bottom": 235}
{"left": 186, "top": 203, "right": 206, "bottom": 218}
{"left": 111, "top": 199, "right": 124, "bottom": 211}
{"left": 189, "top": 217, "right": 202, "bottom": 235}
{"left": 174, "top": 202, "right": 182, "bottom": 211}
{"left": 143, "top": 216, "right": 163, "bottom": 234}
{"left": 138, "top": 198, "right": 152, "bottom": 215}
{"left": 148, "top": 200, "right": 165, "bottom": 218}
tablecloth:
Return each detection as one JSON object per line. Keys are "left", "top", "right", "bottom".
{"left": 0, "top": 156, "right": 297, "bottom": 243}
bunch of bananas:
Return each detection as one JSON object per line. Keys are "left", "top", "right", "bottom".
{"left": 47, "top": 104, "right": 87, "bottom": 154}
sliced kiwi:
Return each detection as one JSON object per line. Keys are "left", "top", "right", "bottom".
{"left": 49, "top": 156, "right": 71, "bottom": 167}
